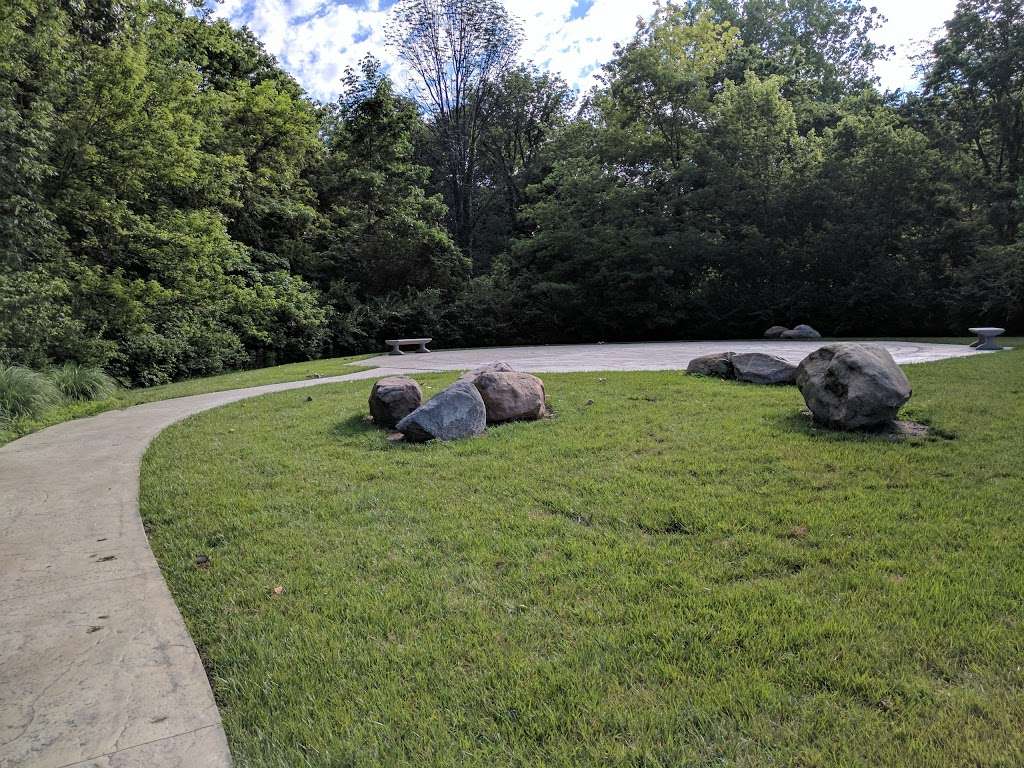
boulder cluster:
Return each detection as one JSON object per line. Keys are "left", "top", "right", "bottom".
{"left": 764, "top": 324, "right": 821, "bottom": 339}
{"left": 370, "top": 344, "right": 912, "bottom": 439}
{"left": 688, "top": 342, "right": 913, "bottom": 431}
{"left": 687, "top": 351, "right": 797, "bottom": 385}
{"left": 368, "top": 362, "right": 547, "bottom": 442}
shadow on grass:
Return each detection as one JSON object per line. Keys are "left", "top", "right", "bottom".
{"left": 773, "top": 411, "right": 953, "bottom": 443}
{"left": 330, "top": 413, "right": 379, "bottom": 439}
{"left": 329, "top": 413, "right": 443, "bottom": 452}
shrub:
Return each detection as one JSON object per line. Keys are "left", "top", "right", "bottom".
{"left": 0, "top": 365, "right": 60, "bottom": 423}
{"left": 49, "top": 362, "right": 117, "bottom": 402}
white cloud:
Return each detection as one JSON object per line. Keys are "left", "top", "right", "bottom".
{"left": 518, "top": 0, "right": 657, "bottom": 85}
{"left": 206, "top": 0, "right": 961, "bottom": 102}
{"left": 870, "top": 0, "right": 958, "bottom": 91}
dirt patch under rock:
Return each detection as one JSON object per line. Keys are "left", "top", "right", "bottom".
{"left": 798, "top": 409, "right": 931, "bottom": 441}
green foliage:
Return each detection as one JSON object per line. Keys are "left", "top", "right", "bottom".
{"left": 509, "top": 2, "right": 1017, "bottom": 340}
{"left": 307, "top": 56, "right": 469, "bottom": 353}
{"left": 0, "top": 365, "right": 59, "bottom": 423}
{"left": 2, "top": 0, "right": 1021, "bottom": 385}
{"left": 923, "top": 0, "right": 1024, "bottom": 243}
{"left": 470, "top": 65, "right": 575, "bottom": 269}
{"left": 387, "top": 0, "right": 523, "bottom": 259}
{"left": 684, "top": 0, "right": 891, "bottom": 109}
{"left": 1, "top": 0, "right": 328, "bottom": 385}
{"left": 48, "top": 362, "right": 117, "bottom": 402}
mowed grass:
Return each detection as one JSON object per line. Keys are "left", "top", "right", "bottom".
{"left": 0, "top": 354, "right": 370, "bottom": 446}
{"left": 140, "top": 347, "right": 1024, "bottom": 768}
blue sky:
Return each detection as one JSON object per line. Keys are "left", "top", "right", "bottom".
{"left": 203, "top": 0, "right": 958, "bottom": 101}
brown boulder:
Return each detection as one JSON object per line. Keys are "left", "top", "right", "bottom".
{"left": 368, "top": 376, "right": 422, "bottom": 428}
{"left": 471, "top": 371, "right": 546, "bottom": 423}
{"left": 459, "top": 361, "right": 516, "bottom": 383}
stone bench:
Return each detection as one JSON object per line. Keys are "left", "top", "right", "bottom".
{"left": 968, "top": 327, "right": 1005, "bottom": 351}
{"left": 385, "top": 337, "right": 432, "bottom": 355}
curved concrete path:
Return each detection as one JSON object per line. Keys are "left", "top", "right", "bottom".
{"left": 0, "top": 370, "right": 393, "bottom": 768}
{"left": 0, "top": 340, "right": 985, "bottom": 767}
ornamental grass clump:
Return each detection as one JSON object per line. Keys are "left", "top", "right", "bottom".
{"left": 0, "top": 365, "right": 60, "bottom": 424}
{"left": 49, "top": 362, "right": 117, "bottom": 402}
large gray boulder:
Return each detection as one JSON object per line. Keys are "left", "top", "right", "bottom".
{"left": 687, "top": 352, "right": 735, "bottom": 378}
{"left": 368, "top": 376, "right": 422, "bottom": 428}
{"left": 732, "top": 352, "right": 797, "bottom": 385}
{"left": 396, "top": 380, "right": 486, "bottom": 442}
{"left": 781, "top": 324, "right": 821, "bottom": 339}
{"left": 473, "top": 371, "right": 546, "bottom": 423}
{"left": 796, "top": 343, "right": 912, "bottom": 430}
{"left": 459, "top": 361, "right": 516, "bottom": 383}
{"left": 764, "top": 325, "right": 788, "bottom": 339}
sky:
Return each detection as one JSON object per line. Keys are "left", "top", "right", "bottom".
{"left": 202, "top": 0, "right": 960, "bottom": 102}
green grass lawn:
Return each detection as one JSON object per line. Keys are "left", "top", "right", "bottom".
{"left": 140, "top": 347, "right": 1024, "bottom": 768}
{"left": 0, "top": 354, "right": 370, "bottom": 446}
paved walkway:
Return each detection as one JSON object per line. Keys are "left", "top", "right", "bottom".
{"left": 359, "top": 339, "right": 984, "bottom": 373}
{"left": 0, "top": 369, "right": 391, "bottom": 768}
{"left": 0, "top": 340, "right": 984, "bottom": 767}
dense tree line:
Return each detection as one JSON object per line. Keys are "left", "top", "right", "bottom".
{"left": 1, "top": 0, "right": 1021, "bottom": 384}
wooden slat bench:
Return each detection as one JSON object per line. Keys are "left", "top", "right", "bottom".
{"left": 385, "top": 337, "right": 432, "bottom": 355}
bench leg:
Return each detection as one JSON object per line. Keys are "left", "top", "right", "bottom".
{"left": 389, "top": 344, "right": 404, "bottom": 356}
{"left": 415, "top": 342, "right": 431, "bottom": 353}
{"left": 976, "top": 336, "right": 1002, "bottom": 351}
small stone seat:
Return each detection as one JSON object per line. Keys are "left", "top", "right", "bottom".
{"left": 968, "top": 327, "right": 1005, "bottom": 351}
{"left": 385, "top": 337, "right": 432, "bottom": 355}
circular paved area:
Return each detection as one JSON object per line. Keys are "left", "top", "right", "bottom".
{"left": 361, "top": 339, "right": 982, "bottom": 373}
{"left": 0, "top": 340, "right": 985, "bottom": 767}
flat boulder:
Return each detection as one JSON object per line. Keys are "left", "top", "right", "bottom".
{"left": 459, "top": 361, "right": 516, "bottom": 383}
{"left": 368, "top": 376, "right": 422, "bottom": 429}
{"left": 687, "top": 352, "right": 735, "bottom": 378}
{"left": 796, "top": 343, "right": 912, "bottom": 430}
{"left": 472, "top": 371, "right": 546, "bottom": 423}
{"left": 781, "top": 324, "right": 821, "bottom": 339}
{"left": 396, "top": 380, "right": 486, "bottom": 442}
{"left": 763, "top": 325, "right": 788, "bottom": 339}
{"left": 732, "top": 352, "right": 797, "bottom": 385}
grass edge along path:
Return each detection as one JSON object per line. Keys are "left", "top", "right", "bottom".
{"left": 0, "top": 354, "right": 372, "bottom": 447}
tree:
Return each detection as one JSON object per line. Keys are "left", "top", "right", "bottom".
{"left": 923, "top": 0, "right": 1024, "bottom": 243}
{"left": 911, "top": 0, "right": 1024, "bottom": 329}
{"left": 509, "top": 10, "right": 745, "bottom": 341}
{"left": 0, "top": 1, "right": 328, "bottom": 382}
{"left": 309, "top": 56, "right": 468, "bottom": 352}
{"left": 387, "top": 0, "right": 522, "bottom": 263}
{"left": 597, "top": 7, "right": 741, "bottom": 170}
{"left": 677, "top": 0, "right": 891, "bottom": 129}
{"left": 470, "top": 65, "right": 574, "bottom": 269}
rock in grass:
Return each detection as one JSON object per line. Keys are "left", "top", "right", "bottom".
{"left": 396, "top": 380, "right": 486, "bottom": 442}
{"left": 472, "top": 371, "right": 546, "bottom": 423}
{"left": 763, "top": 325, "right": 788, "bottom": 339}
{"left": 459, "top": 361, "right": 516, "bottom": 383}
{"left": 686, "top": 352, "right": 735, "bottom": 378}
{"left": 796, "top": 343, "right": 911, "bottom": 430}
{"left": 369, "top": 376, "right": 422, "bottom": 429}
{"left": 731, "top": 352, "right": 797, "bottom": 385}
{"left": 781, "top": 324, "right": 821, "bottom": 339}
